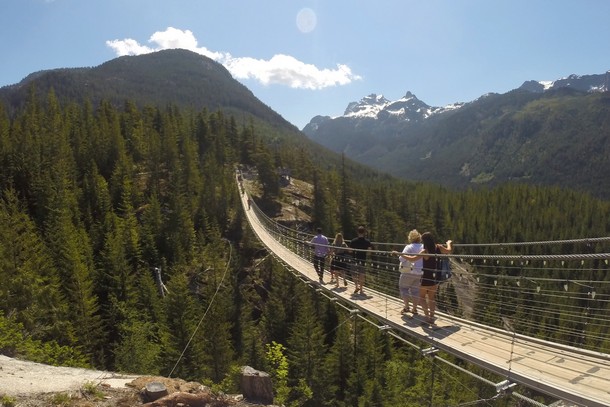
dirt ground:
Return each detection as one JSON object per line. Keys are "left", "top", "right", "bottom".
{"left": 0, "top": 356, "right": 264, "bottom": 406}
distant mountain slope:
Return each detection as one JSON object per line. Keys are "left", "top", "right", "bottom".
{"left": 303, "top": 72, "right": 610, "bottom": 199}
{"left": 0, "top": 49, "right": 297, "bottom": 133}
{"left": 0, "top": 48, "right": 384, "bottom": 183}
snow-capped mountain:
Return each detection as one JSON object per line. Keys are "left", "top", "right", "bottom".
{"left": 301, "top": 69, "right": 610, "bottom": 199}
{"left": 305, "top": 71, "right": 609, "bottom": 133}
{"left": 302, "top": 90, "right": 463, "bottom": 139}
{"left": 339, "top": 91, "right": 462, "bottom": 122}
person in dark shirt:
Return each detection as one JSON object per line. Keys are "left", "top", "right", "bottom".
{"left": 349, "top": 225, "right": 372, "bottom": 295}
{"left": 412, "top": 232, "right": 453, "bottom": 325}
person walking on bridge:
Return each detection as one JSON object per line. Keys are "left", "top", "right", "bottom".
{"left": 310, "top": 228, "right": 330, "bottom": 284}
{"left": 349, "top": 225, "right": 372, "bottom": 295}
{"left": 329, "top": 232, "right": 349, "bottom": 288}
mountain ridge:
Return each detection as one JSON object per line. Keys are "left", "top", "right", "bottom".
{"left": 302, "top": 71, "right": 610, "bottom": 199}
{"left": 0, "top": 48, "right": 300, "bottom": 134}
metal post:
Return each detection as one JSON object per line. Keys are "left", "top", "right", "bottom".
{"left": 428, "top": 356, "right": 436, "bottom": 407}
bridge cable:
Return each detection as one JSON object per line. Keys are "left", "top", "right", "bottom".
{"left": 168, "top": 238, "right": 233, "bottom": 378}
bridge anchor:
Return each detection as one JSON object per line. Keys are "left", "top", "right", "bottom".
{"left": 421, "top": 347, "right": 438, "bottom": 357}
{"left": 495, "top": 379, "right": 516, "bottom": 394}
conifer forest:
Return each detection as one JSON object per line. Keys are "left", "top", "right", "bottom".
{"left": 1, "top": 89, "right": 609, "bottom": 406}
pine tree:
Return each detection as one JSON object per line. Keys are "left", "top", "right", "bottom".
{"left": 324, "top": 313, "right": 355, "bottom": 404}
{"left": 286, "top": 286, "right": 329, "bottom": 406}
{"left": 45, "top": 205, "right": 103, "bottom": 364}
{"left": 197, "top": 235, "right": 235, "bottom": 383}
{"left": 0, "top": 190, "right": 73, "bottom": 344}
{"left": 159, "top": 271, "right": 206, "bottom": 380}
{"left": 261, "top": 262, "right": 297, "bottom": 345}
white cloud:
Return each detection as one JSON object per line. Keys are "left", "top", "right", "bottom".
{"left": 105, "top": 38, "right": 154, "bottom": 56}
{"left": 106, "top": 27, "right": 226, "bottom": 61}
{"left": 106, "top": 27, "right": 360, "bottom": 90}
{"left": 225, "top": 54, "right": 360, "bottom": 90}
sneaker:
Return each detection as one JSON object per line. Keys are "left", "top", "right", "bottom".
{"left": 344, "top": 279, "right": 348, "bottom": 286}
{"left": 353, "top": 288, "right": 359, "bottom": 294}
{"left": 319, "top": 278, "right": 324, "bottom": 284}
{"left": 401, "top": 307, "right": 409, "bottom": 315}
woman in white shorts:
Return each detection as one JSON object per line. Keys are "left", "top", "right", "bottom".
{"left": 392, "top": 229, "right": 424, "bottom": 316}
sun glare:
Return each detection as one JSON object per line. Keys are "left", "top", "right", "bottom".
{"left": 296, "top": 8, "right": 317, "bottom": 33}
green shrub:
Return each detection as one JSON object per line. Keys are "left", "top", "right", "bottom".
{"left": 1, "top": 394, "right": 16, "bottom": 407}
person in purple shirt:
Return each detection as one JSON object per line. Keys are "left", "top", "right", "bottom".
{"left": 310, "top": 228, "right": 330, "bottom": 283}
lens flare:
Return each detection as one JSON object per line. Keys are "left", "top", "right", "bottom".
{"left": 296, "top": 8, "right": 317, "bottom": 33}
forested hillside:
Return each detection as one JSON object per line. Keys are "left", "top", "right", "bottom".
{"left": 1, "top": 87, "right": 609, "bottom": 406}
{"left": 304, "top": 88, "right": 610, "bottom": 199}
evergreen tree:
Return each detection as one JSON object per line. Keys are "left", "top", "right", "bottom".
{"left": 0, "top": 190, "right": 72, "bottom": 344}
{"left": 261, "top": 262, "right": 297, "bottom": 344}
{"left": 286, "top": 286, "right": 329, "bottom": 406}
{"left": 340, "top": 154, "right": 355, "bottom": 237}
{"left": 197, "top": 234, "right": 235, "bottom": 383}
{"left": 324, "top": 313, "right": 355, "bottom": 405}
{"left": 257, "top": 148, "right": 280, "bottom": 201}
{"left": 159, "top": 271, "right": 206, "bottom": 380}
{"left": 44, "top": 205, "right": 103, "bottom": 364}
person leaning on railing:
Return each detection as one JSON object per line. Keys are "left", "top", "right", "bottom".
{"left": 397, "top": 232, "right": 452, "bottom": 326}
{"left": 392, "top": 229, "right": 424, "bottom": 317}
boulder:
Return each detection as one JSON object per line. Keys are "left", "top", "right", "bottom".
{"left": 240, "top": 366, "right": 274, "bottom": 404}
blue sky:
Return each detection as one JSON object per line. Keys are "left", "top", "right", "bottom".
{"left": 2, "top": 0, "right": 609, "bottom": 129}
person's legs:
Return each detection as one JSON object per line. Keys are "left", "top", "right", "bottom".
{"left": 399, "top": 273, "right": 413, "bottom": 312}
{"left": 419, "top": 286, "right": 431, "bottom": 318}
{"left": 336, "top": 260, "right": 346, "bottom": 286}
{"left": 313, "top": 256, "right": 324, "bottom": 281}
{"left": 428, "top": 284, "right": 438, "bottom": 320}
{"left": 405, "top": 274, "right": 420, "bottom": 314}
{"left": 358, "top": 266, "right": 366, "bottom": 294}
{"left": 353, "top": 264, "right": 364, "bottom": 294}
{"left": 412, "top": 281, "right": 421, "bottom": 314}
{"left": 331, "top": 264, "right": 340, "bottom": 287}
{"left": 399, "top": 285, "right": 410, "bottom": 312}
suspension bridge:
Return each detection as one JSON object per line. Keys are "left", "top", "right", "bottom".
{"left": 238, "top": 176, "right": 610, "bottom": 407}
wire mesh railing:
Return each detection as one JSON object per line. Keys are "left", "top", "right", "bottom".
{"left": 248, "top": 195, "right": 610, "bottom": 354}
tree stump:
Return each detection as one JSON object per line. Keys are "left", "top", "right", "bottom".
{"left": 240, "top": 366, "right": 274, "bottom": 404}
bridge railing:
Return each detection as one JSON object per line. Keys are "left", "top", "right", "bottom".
{"left": 248, "top": 197, "right": 610, "bottom": 354}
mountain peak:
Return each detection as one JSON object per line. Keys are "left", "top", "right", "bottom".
{"left": 0, "top": 49, "right": 299, "bottom": 133}
{"left": 519, "top": 71, "right": 609, "bottom": 93}
{"left": 344, "top": 94, "right": 391, "bottom": 117}
{"left": 337, "top": 91, "right": 453, "bottom": 122}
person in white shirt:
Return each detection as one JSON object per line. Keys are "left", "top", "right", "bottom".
{"left": 392, "top": 229, "right": 424, "bottom": 316}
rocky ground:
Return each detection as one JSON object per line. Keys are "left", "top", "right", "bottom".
{"left": 0, "top": 356, "right": 270, "bottom": 406}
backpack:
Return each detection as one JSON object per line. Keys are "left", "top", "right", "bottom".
{"left": 436, "top": 257, "right": 452, "bottom": 283}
